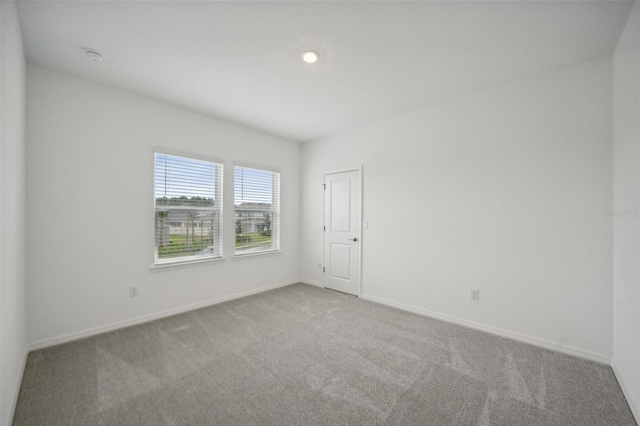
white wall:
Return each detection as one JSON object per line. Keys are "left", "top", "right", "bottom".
{"left": 26, "top": 65, "right": 301, "bottom": 346}
{"left": 302, "top": 57, "right": 613, "bottom": 361}
{"left": 0, "top": 2, "right": 27, "bottom": 425}
{"left": 613, "top": 1, "right": 640, "bottom": 421}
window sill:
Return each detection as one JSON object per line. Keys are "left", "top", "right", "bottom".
{"left": 150, "top": 256, "right": 225, "bottom": 272}
{"left": 232, "top": 249, "right": 281, "bottom": 260}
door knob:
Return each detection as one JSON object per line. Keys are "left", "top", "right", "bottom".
{"left": 348, "top": 237, "right": 358, "bottom": 242}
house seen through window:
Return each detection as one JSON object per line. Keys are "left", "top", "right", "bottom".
{"left": 154, "top": 152, "right": 223, "bottom": 264}
{"left": 234, "top": 165, "right": 280, "bottom": 254}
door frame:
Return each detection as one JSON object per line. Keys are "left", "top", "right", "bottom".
{"left": 323, "top": 166, "right": 363, "bottom": 297}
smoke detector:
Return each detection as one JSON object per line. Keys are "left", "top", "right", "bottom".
{"left": 85, "top": 50, "right": 105, "bottom": 63}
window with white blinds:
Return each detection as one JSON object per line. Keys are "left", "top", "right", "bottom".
{"left": 234, "top": 165, "right": 280, "bottom": 255}
{"left": 154, "top": 152, "right": 223, "bottom": 265}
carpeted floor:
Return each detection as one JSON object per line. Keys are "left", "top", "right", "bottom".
{"left": 13, "top": 283, "right": 636, "bottom": 425}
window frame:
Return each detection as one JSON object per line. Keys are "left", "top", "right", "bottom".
{"left": 233, "top": 163, "right": 281, "bottom": 257}
{"left": 152, "top": 149, "right": 225, "bottom": 268}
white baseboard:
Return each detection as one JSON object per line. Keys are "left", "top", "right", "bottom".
{"left": 4, "top": 347, "right": 29, "bottom": 426}
{"left": 299, "top": 278, "right": 323, "bottom": 288}
{"left": 360, "top": 293, "right": 611, "bottom": 365}
{"left": 611, "top": 362, "right": 640, "bottom": 424}
{"left": 28, "top": 279, "right": 300, "bottom": 351}
{"left": 18, "top": 281, "right": 631, "bottom": 422}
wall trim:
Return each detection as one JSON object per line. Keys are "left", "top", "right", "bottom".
{"left": 28, "top": 279, "right": 300, "bottom": 352}
{"left": 360, "top": 293, "right": 611, "bottom": 365}
{"left": 5, "top": 347, "right": 29, "bottom": 426}
{"left": 299, "top": 278, "right": 323, "bottom": 288}
{"left": 611, "top": 362, "right": 640, "bottom": 424}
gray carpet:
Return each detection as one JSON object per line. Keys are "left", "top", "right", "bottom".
{"left": 13, "top": 283, "right": 636, "bottom": 425}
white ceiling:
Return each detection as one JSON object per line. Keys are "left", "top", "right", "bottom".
{"left": 17, "top": 1, "right": 634, "bottom": 142}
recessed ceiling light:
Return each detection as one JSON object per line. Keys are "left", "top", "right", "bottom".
{"left": 302, "top": 51, "right": 319, "bottom": 64}
{"left": 85, "top": 50, "right": 105, "bottom": 63}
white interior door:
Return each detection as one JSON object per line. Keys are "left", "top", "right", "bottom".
{"left": 324, "top": 169, "right": 361, "bottom": 296}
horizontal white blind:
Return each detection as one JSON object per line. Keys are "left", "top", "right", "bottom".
{"left": 154, "top": 152, "right": 223, "bottom": 264}
{"left": 234, "top": 165, "right": 280, "bottom": 254}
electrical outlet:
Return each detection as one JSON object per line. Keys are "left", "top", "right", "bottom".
{"left": 471, "top": 289, "right": 480, "bottom": 301}
{"left": 130, "top": 287, "right": 139, "bottom": 298}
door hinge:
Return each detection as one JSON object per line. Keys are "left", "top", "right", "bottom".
{"left": 323, "top": 184, "right": 326, "bottom": 190}
{"left": 323, "top": 226, "right": 326, "bottom": 231}
{"left": 323, "top": 267, "right": 325, "bottom": 273}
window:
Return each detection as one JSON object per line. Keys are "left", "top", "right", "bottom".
{"left": 154, "top": 152, "right": 223, "bottom": 265}
{"left": 234, "top": 165, "right": 280, "bottom": 255}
